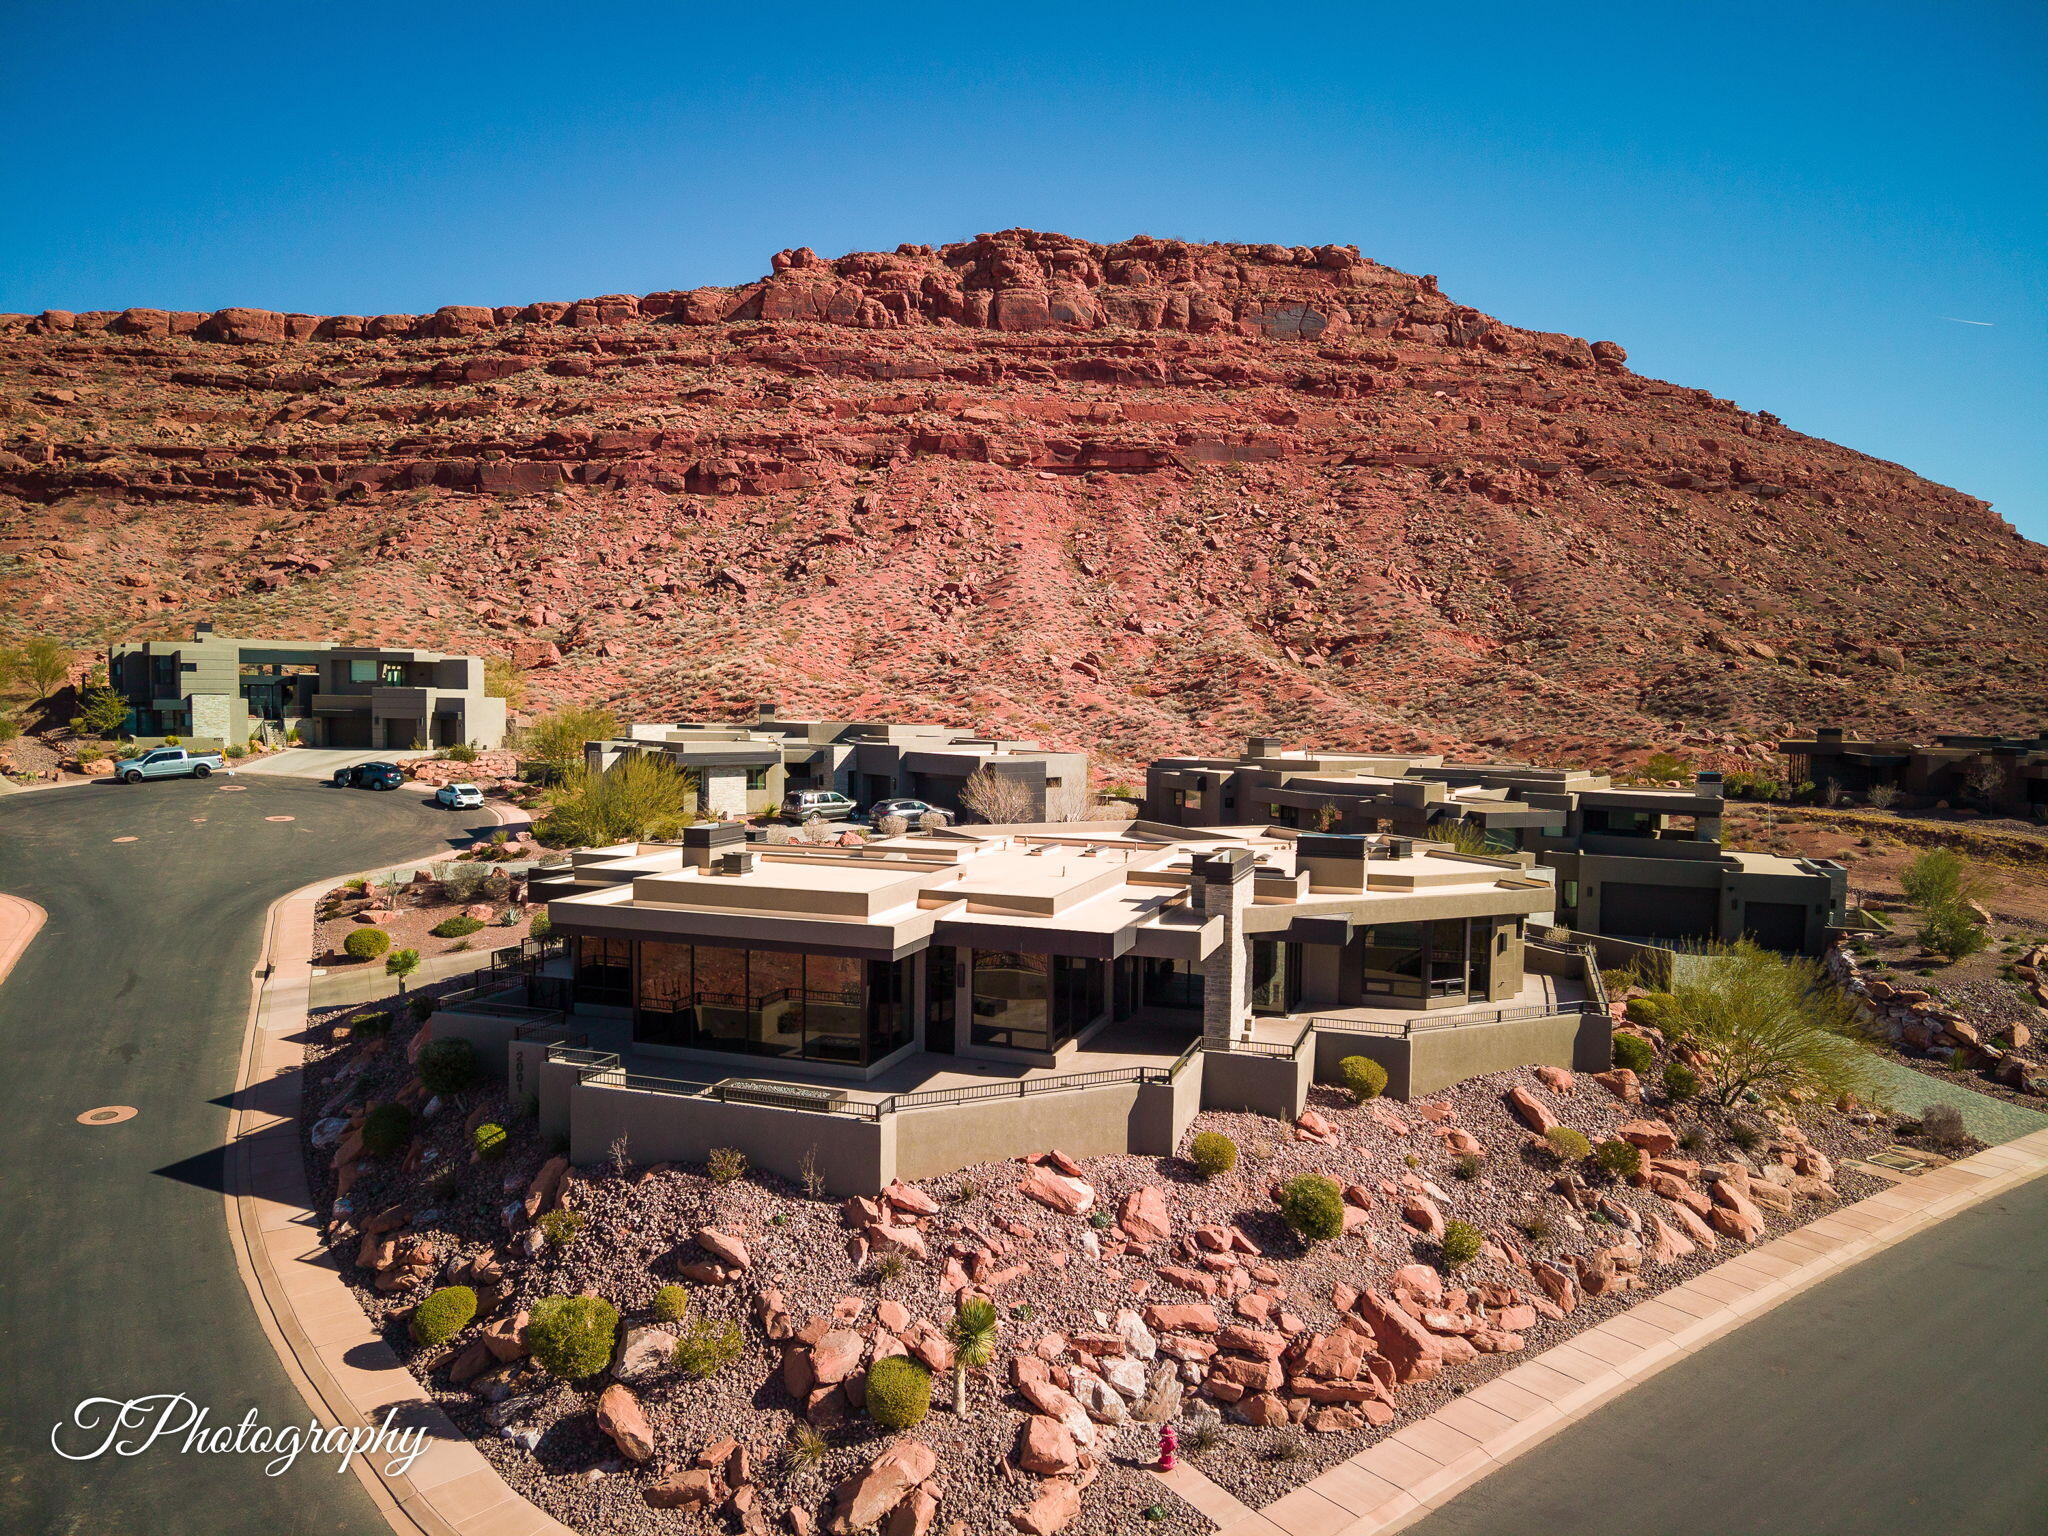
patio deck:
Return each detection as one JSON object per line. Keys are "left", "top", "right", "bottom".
{"left": 555, "top": 1013, "right": 1204, "bottom": 1105}
{"left": 1248, "top": 970, "right": 1588, "bottom": 1045}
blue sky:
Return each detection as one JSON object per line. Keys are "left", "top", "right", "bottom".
{"left": 4, "top": 1, "right": 2042, "bottom": 540}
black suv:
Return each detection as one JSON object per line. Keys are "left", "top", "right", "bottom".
{"left": 332, "top": 761, "right": 406, "bottom": 790}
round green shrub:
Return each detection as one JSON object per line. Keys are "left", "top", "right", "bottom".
{"left": 1611, "top": 1032, "right": 1656, "bottom": 1074}
{"left": 410, "top": 1285, "right": 477, "bottom": 1346}
{"left": 1593, "top": 1138, "right": 1645, "bottom": 1178}
{"left": 1543, "top": 1125, "right": 1592, "bottom": 1163}
{"left": 526, "top": 1294, "right": 619, "bottom": 1379}
{"left": 1277, "top": 1174, "right": 1346, "bottom": 1244}
{"left": 1188, "top": 1131, "right": 1238, "bottom": 1180}
{"left": 418, "top": 1038, "right": 479, "bottom": 1096}
{"left": 864, "top": 1354, "right": 933, "bottom": 1428}
{"left": 1625, "top": 992, "right": 1678, "bottom": 1030}
{"left": 1661, "top": 1061, "right": 1700, "bottom": 1102}
{"left": 432, "top": 914, "right": 486, "bottom": 938}
{"left": 1439, "top": 1219, "right": 1483, "bottom": 1269}
{"left": 361, "top": 1102, "right": 412, "bottom": 1157}
{"left": 472, "top": 1122, "right": 509, "bottom": 1159}
{"left": 1338, "top": 1055, "right": 1389, "bottom": 1103}
{"left": 529, "top": 910, "right": 553, "bottom": 939}
{"left": 344, "top": 927, "right": 392, "bottom": 961}
{"left": 650, "top": 1284, "right": 690, "bottom": 1324}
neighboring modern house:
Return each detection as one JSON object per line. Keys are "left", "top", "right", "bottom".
{"left": 1145, "top": 739, "right": 1846, "bottom": 954}
{"left": 1782, "top": 727, "right": 2048, "bottom": 818}
{"left": 429, "top": 821, "right": 1609, "bottom": 1192}
{"left": 107, "top": 624, "right": 506, "bottom": 749}
{"left": 587, "top": 705, "right": 1090, "bottom": 821}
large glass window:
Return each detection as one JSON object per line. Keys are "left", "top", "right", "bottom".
{"left": 1141, "top": 956, "right": 1203, "bottom": 1012}
{"left": 1358, "top": 921, "right": 1481, "bottom": 1003}
{"left": 1359, "top": 922, "right": 1425, "bottom": 996}
{"left": 348, "top": 660, "right": 378, "bottom": 683}
{"left": 629, "top": 942, "right": 908, "bottom": 1066}
{"left": 573, "top": 936, "right": 633, "bottom": 1008}
{"left": 971, "top": 951, "right": 1051, "bottom": 1050}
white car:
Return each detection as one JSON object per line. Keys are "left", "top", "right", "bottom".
{"left": 433, "top": 782, "right": 485, "bottom": 810}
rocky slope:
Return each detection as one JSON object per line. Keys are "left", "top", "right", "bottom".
{"left": 3, "top": 229, "right": 2043, "bottom": 771}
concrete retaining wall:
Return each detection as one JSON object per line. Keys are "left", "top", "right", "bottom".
{"left": 1134, "top": 1057, "right": 1206, "bottom": 1157}
{"left": 567, "top": 1080, "right": 892, "bottom": 1196}
{"left": 1313, "top": 1011, "right": 1605, "bottom": 1101}
{"left": 1201, "top": 1045, "right": 1312, "bottom": 1120}
{"left": 893, "top": 1083, "right": 1146, "bottom": 1182}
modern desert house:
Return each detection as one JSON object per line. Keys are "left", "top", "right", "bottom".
{"left": 427, "top": 820, "right": 1610, "bottom": 1193}
{"left": 108, "top": 623, "right": 506, "bottom": 750}
{"left": 1782, "top": 726, "right": 2048, "bottom": 817}
{"left": 1144, "top": 740, "right": 1845, "bottom": 954}
{"left": 586, "top": 705, "right": 1090, "bottom": 821}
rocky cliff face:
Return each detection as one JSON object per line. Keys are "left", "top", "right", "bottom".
{"left": 3, "top": 229, "right": 2042, "bottom": 770}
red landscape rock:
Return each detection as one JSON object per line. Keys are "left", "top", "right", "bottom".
{"left": 1503, "top": 1086, "right": 1560, "bottom": 1134}
{"left": 1117, "top": 1185, "right": 1171, "bottom": 1244}
{"left": 1018, "top": 1168, "right": 1095, "bottom": 1216}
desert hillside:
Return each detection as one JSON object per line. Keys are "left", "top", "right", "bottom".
{"left": 3, "top": 229, "right": 2043, "bottom": 771}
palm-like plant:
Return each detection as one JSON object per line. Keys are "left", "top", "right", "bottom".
{"left": 944, "top": 1296, "right": 1000, "bottom": 1413}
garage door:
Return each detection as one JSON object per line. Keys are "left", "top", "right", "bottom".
{"left": 324, "top": 713, "right": 372, "bottom": 749}
{"left": 1600, "top": 882, "right": 1717, "bottom": 943}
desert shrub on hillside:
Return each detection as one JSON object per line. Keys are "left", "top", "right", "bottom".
{"left": 864, "top": 1354, "right": 933, "bottom": 1428}
{"left": 1338, "top": 1055, "right": 1389, "bottom": 1103}
{"left": 410, "top": 1285, "right": 477, "bottom": 1346}
{"left": 1188, "top": 1131, "right": 1238, "bottom": 1180}
{"left": 527, "top": 1295, "right": 617, "bottom": 1379}
{"left": 1278, "top": 1175, "right": 1345, "bottom": 1243}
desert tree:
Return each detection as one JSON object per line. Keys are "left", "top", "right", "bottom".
{"left": 516, "top": 705, "right": 621, "bottom": 783}
{"left": 960, "top": 767, "right": 1037, "bottom": 825}
{"left": 1664, "top": 940, "right": 1882, "bottom": 1112}
{"left": 536, "top": 754, "right": 697, "bottom": 846}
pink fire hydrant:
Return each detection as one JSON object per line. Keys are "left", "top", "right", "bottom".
{"left": 1157, "top": 1422, "right": 1178, "bottom": 1471}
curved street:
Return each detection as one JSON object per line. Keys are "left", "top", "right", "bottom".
{"left": 0, "top": 776, "right": 461, "bottom": 1536}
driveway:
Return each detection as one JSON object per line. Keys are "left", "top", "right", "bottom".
{"left": 1403, "top": 1170, "right": 2048, "bottom": 1536}
{"left": 233, "top": 748, "right": 433, "bottom": 779}
{"left": 0, "top": 777, "right": 480, "bottom": 1536}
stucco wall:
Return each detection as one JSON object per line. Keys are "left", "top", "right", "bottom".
{"left": 892, "top": 1082, "right": 1148, "bottom": 1181}
{"left": 1201, "top": 1046, "right": 1311, "bottom": 1119}
{"left": 567, "top": 1080, "right": 892, "bottom": 1195}
{"left": 1312, "top": 1009, "right": 1606, "bottom": 1101}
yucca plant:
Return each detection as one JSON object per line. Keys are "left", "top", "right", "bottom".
{"left": 944, "top": 1296, "right": 1000, "bottom": 1413}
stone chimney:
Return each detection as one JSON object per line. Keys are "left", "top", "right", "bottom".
{"left": 755, "top": 698, "right": 781, "bottom": 722}
{"left": 1192, "top": 848, "right": 1255, "bottom": 1042}
{"left": 1247, "top": 735, "right": 1285, "bottom": 759}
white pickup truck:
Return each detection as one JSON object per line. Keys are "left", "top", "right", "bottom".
{"left": 113, "top": 746, "right": 227, "bottom": 783}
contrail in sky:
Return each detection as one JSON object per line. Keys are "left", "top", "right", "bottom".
{"left": 1940, "top": 317, "right": 1995, "bottom": 326}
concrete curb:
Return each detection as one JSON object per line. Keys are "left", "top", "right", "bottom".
{"left": 1164, "top": 1126, "right": 2048, "bottom": 1536}
{"left": 223, "top": 804, "right": 568, "bottom": 1536}
{"left": 0, "top": 890, "right": 48, "bottom": 989}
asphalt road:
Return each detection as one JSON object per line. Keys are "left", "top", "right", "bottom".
{"left": 1406, "top": 1170, "right": 2048, "bottom": 1536}
{"left": 0, "top": 775, "right": 470, "bottom": 1536}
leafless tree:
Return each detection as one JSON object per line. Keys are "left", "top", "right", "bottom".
{"left": 798, "top": 1144, "right": 826, "bottom": 1198}
{"left": 609, "top": 1133, "right": 633, "bottom": 1180}
{"left": 1045, "top": 781, "right": 1096, "bottom": 822}
{"left": 1864, "top": 782, "right": 1898, "bottom": 810}
{"left": 1963, "top": 760, "right": 2005, "bottom": 808}
{"left": 961, "top": 767, "right": 1038, "bottom": 825}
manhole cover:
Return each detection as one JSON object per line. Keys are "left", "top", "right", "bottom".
{"left": 266, "top": 815, "right": 295, "bottom": 823}
{"left": 218, "top": 784, "right": 248, "bottom": 791}
{"left": 77, "top": 1105, "right": 138, "bottom": 1125}
{"left": 111, "top": 836, "right": 139, "bottom": 843}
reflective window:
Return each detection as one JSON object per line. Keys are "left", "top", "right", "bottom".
{"left": 971, "top": 950, "right": 1051, "bottom": 1051}
{"left": 1141, "top": 956, "right": 1203, "bottom": 1011}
